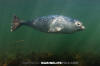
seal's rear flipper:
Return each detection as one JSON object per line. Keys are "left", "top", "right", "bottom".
{"left": 11, "top": 16, "right": 22, "bottom": 32}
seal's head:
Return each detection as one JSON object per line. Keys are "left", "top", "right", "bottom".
{"left": 74, "top": 20, "right": 85, "bottom": 31}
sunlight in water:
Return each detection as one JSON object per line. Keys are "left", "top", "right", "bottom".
{"left": 0, "top": 0, "right": 100, "bottom": 56}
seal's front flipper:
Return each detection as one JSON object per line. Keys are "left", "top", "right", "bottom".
{"left": 11, "top": 16, "right": 22, "bottom": 32}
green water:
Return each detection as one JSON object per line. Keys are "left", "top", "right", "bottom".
{"left": 0, "top": 0, "right": 100, "bottom": 56}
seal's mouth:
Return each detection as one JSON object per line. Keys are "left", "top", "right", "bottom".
{"left": 76, "top": 26, "right": 85, "bottom": 31}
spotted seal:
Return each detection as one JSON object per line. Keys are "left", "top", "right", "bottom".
{"left": 11, "top": 15, "right": 85, "bottom": 34}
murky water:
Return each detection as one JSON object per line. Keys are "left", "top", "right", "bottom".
{"left": 0, "top": 0, "right": 100, "bottom": 57}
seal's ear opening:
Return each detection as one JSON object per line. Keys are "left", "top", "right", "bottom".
{"left": 11, "top": 16, "right": 21, "bottom": 32}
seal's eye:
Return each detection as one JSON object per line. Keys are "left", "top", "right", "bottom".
{"left": 75, "top": 22, "right": 81, "bottom": 26}
{"left": 77, "top": 23, "right": 81, "bottom": 26}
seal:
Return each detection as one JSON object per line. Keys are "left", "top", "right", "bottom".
{"left": 11, "top": 15, "right": 85, "bottom": 34}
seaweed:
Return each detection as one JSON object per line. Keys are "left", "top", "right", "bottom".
{"left": 0, "top": 52, "right": 100, "bottom": 66}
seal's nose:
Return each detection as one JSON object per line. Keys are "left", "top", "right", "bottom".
{"left": 81, "top": 26, "right": 85, "bottom": 30}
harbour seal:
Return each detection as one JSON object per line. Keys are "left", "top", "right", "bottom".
{"left": 11, "top": 15, "right": 85, "bottom": 34}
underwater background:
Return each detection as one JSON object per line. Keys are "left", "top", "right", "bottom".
{"left": 0, "top": 0, "right": 100, "bottom": 65}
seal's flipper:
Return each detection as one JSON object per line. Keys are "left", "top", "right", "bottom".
{"left": 11, "top": 16, "right": 21, "bottom": 32}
